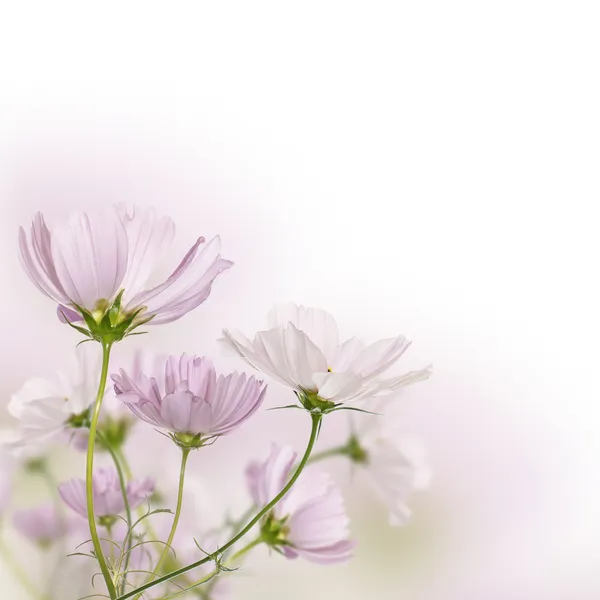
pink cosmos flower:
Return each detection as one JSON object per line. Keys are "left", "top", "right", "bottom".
{"left": 112, "top": 354, "right": 266, "bottom": 443}
{"left": 246, "top": 444, "right": 354, "bottom": 564}
{"left": 13, "top": 503, "right": 71, "bottom": 546}
{"left": 58, "top": 468, "right": 154, "bottom": 519}
{"left": 19, "top": 205, "right": 232, "bottom": 326}
{"left": 223, "top": 303, "right": 431, "bottom": 406}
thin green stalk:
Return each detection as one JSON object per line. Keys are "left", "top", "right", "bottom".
{"left": 114, "top": 447, "right": 161, "bottom": 543}
{"left": 226, "top": 536, "right": 262, "bottom": 564}
{"left": 174, "top": 537, "right": 262, "bottom": 600}
{"left": 308, "top": 445, "right": 347, "bottom": 464}
{"left": 0, "top": 538, "right": 50, "bottom": 600}
{"left": 86, "top": 341, "right": 117, "bottom": 600}
{"left": 134, "top": 447, "right": 191, "bottom": 600}
{"left": 98, "top": 432, "right": 133, "bottom": 596}
{"left": 117, "top": 412, "right": 323, "bottom": 600}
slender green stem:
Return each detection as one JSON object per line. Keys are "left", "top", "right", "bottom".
{"left": 117, "top": 412, "right": 323, "bottom": 600}
{"left": 176, "top": 537, "right": 263, "bottom": 600}
{"left": 227, "top": 536, "right": 262, "bottom": 563}
{"left": 98, "top": 432, "right": 133, "bottom": 596}
{"left": 134, "top": 447, "right": 191, "bottom": 600}
{"left": 86, "top": 341, "right": 117, "bottom": 600}
{"left": 0, "top": 538, "right": 50, "bottom": 600}
{"left": 308, "top": 445, "right": 347, "bottom": 464}
{"left": 115, "top": 447, "right": 161, "bottom": 544}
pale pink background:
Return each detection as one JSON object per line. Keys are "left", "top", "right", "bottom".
{"left": 1, "top": 2, "right": 599, "bottom": 599}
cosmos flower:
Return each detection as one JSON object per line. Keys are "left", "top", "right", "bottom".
{"left": 13, "top": 503, "right": 71, "bottom": 547}
{"left": 223, "top": 303, "right": 431, "bottom": 408}
{"left": 344, "top": 400, "right": 431, "bottom": 526}
{"left": 247, "top": 444, "right": 354, "bottom": 564}
{"left": 3, "top": 345, "right": 101, "bottom": 457}
{"left": 18, "top": 205, "right": 232, "bottom": 329}
{"left": 112, "top": 354, "right": 266, "bottom": 447}
{"left": 58, "top": 468, "right": 154, "bottom": 519}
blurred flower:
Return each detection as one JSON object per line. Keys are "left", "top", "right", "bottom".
{"left": 344, "top": 400, "right": 431, "bottom": 526}
{"left": 223, "top": 303, "right": 431, "bottom": 409}
{"left": 13, "top": 503, "right": 71, "bottom": 547}
{"left": 112, "top": 354, "right": 266, "bottom": 448}
{"left": 0, "top": 449, "right": 14, "bottom": 514}
{"left": 18, "top": 205, "right": 232, "bottom": 330}
{"left": 3, "top": 345, "right": 101, "bottom": 457}
{"left": 58, "top": 467, "right": 154, "bottom": 520}
{"left": 247, "top": 444, "right": 354, "bottom": 564}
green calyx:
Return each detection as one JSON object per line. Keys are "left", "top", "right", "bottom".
{"left": 171, "top": 432, "right": 215, "bottom": 450}
{"left": 97, "top": 415, "right": 132, "bottom": 451}
{"left": 97, "top": 515, "right": 118, "bottom": 529}
{"left": 341, "top": 434, "right": 369, "bottom": 464}
{"left": 297, "top": 390, "right": 336, "bottom": 414}
{"left": 66, "top": 407, "right": 91, "bottom": 429}
{"left": 60, "top": 290, "right": 154, "bottom": 345}
{"left": 260, "top": 513, "right": 290, "bottom": 549}
{"left": 23, "top": 456, "right": 48, "bottom": 474}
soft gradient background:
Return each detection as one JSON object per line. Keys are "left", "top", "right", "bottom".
{"left": 1, "top": 2, "right": 599, "bottom": 599}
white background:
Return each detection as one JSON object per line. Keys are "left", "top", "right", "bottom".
{"left": 1, "top": 2, "right": 599, "bottom": 599}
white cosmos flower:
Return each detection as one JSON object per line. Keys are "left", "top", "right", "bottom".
{"left": 222, "top": 303, "right": 431, "bottom": 406}
{"left": 3, "top": 345, "right": 102, "bottom": 456}
{"left": 349, "top": 399, "right": 431, "bottom": 526}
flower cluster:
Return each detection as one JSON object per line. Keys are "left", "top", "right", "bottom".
{"left": 1, "top": 205, "right": 432, "bottom": 600}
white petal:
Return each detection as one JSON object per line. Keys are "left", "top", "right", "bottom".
{"left": 330, "top": 337, "right": 365, "bottom": 371}
{"left": 349, "top": 336, "right": 412, "bottom": 381}
{"left": 117, "top": 205, "right": 176, "bottom": 304}
{"left": 312, "top": 372, "right": 364, "bottom": 403}
{"left": 268, "top": 304, "right": 339, "bottom": 362}
{"left": 375, "top": 365, "right": 433, "bottom": 394}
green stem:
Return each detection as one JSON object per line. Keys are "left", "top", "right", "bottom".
{"left": 115, "top": 447, "right": 161, "bottom": 544}
{"left": 86, "top": 341, "right": 117, "bottom": 600}
{"left": 227, "top": 536, "right": 262, "bottom": 563}
{"left": 308, "top": 445, "right": 347, "bottom": 464}
{"left": 98, "top": 432, "right": 133, "bottom": 596}
{"left": 181, "top": 537, "right": 263, "bottom": 600}
{"left": 117, "top": 412, "right": 323, "bottom": 600}
{"left": 135, "top": 447, "right": 191, "bottom": 600}
{"left": 0, "top": 538, "right": 50, "bottom": 600}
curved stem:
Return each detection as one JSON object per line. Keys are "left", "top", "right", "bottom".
{"left": 86, "top": 341, "right": 117, "bottom": 599}
{"left": 115, "top": 447, "right": 161, "bottom": 545}
{"left": 117, "top": 412, "right": 323, "bottom": 600}
{"left": 134, "top": 447, "right": 190, "bottom": 600}
{"left": 227, "top": 536, "right": 262, "bottom": 564}
{"left": 155, "top": 448, "right": 191, "bottom": 573}
{"left": 308, "top": 445, "right": 347, "bottom": 464}
{"left": 98, "top": 432, "right": 133, "bottom": 597}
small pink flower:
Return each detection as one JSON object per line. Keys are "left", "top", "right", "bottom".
{"left": 112, "top": 354, "right": 266, "bottom": 444}
{"left": 19, "top": 205, "right": 232, "bottom": 326}
{"left": 13, "top": 503, "right": 71, "bottom": 546}
{"left": 58, "top": 468, "right": 154, "bottom": 519}
{"left": 246, "top": 444, "right": 354, "bottom": 564}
